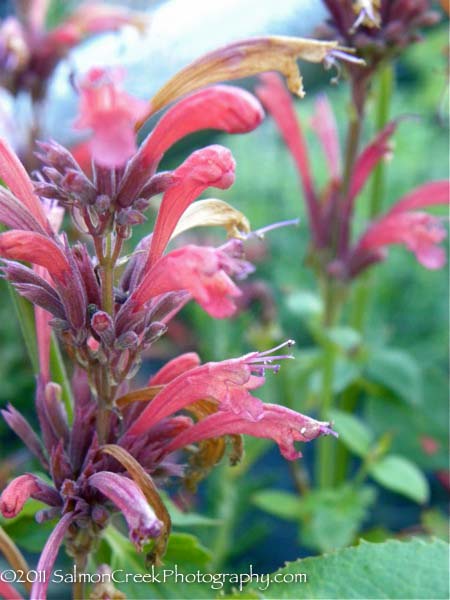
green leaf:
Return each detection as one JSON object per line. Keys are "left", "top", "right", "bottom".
{"left": 369, "top": 455, "right": 429, "bottom": 503}
{"left": 329, "top": 409, "right": 374, "bottom": 457}
{"left": 421, "top": 510, "right": 450, "bottom": 542}
{"left": 326, "top": 327, "right": 362, "bottom": 352}
{"left": 365, "top": 348, "right": 422, "bottom": 405}
{"left": 295, "top": 484, "right": 376, "bottom": 553}
{"left": 239, "top": 538, "right": 449, "bottom": 599}
{"left": 252, "top": 490, "right": 300, "bottom": 521}
{"left": 332, "top": 358, "right": 361, "bottom": 394}
{"left": 164, "top": 532, "right": 212, "bottom": 568}
{"left": 285, "top": 291, "right": 323, "bottom": 320}
{"left": 8, "top": 287, "right": 39, "bottom": 373}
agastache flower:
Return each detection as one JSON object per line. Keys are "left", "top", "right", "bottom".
{"left": 0, "top": 1, "right": 147, "bottom": 101}
{"left": 123, "top": 341, "right": 336, "bottom": 461}
{"left": 256, "top": 73, "right": 449, "bottom": 279}
{"left": 74, "top": 68, "right": 148, "bottom": 168}
{"left": 0, "top": 36, "right": 348, "bottom": 596}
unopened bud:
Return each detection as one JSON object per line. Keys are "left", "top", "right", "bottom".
{"left": 91, "top": 311, "right": 114, "bottom": 334}
{"left": 95, "top": 194, "right": 111, "bottom": 213}
{"left": 115, "top": 331, "right": 139, "bottom": 350}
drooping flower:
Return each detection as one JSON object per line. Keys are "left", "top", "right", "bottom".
{"left": 256, "top": 73, "right": 449, "bottom": 278}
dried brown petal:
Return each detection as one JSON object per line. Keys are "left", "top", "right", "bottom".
{"left": 138, "top": 36, "right": 349, "bottom": 126}
{"left": 100, "top": 444, "right": 171, "bottom": 565}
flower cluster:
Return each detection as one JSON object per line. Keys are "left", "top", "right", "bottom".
{"left": 0, "top": 35, "right": 348, "bottom": 599}
{"left": 0, "top": 1, "right": 146, "bottom": 101}
{"left": 256, "top": 73, "right": 448, "bottom": 280}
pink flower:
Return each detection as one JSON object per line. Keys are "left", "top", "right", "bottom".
{"left": 147, "top": 144, "right": 236, "bottom": 267}
{"left": 131, "top": 241, "right": 251, "bottom": 319}
{"left": 354, "top": 181, "right": 448, "bottom": 271}
{"left": 0, "top": 474, "right": 60, "bottom": 518}
{"left": 74, "top": 68, "right": 148, "bottom": 168}
{"left": 256, "top": 73, "right": 449, "bottom": 275}
{"left": 125, "top": 342, "right": 336, "bottom": 460}
{"left": 88, "top": 472, "right": 163, "bottom": 550}
{"left": 116, "top": 85, "right": 264, "bottom": 207}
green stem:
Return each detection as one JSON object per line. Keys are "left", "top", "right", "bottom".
{"left": 210, "top": 466, "right": 238, "bottom": 571}
{"left": 315, "top": 278, "right": 338, "bottom": 489}
{"left": 50, "top": 334, "right": 73, "bottom": 422}
{"left": 369, "top": 63, "right": 394, "bottom": 219}
{"left": 334, "top": 64, "right": 394, "bottom": 485}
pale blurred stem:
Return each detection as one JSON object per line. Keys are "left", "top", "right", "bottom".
{"left": 73, "top": 551, "right": 87, "bottom": 600}
{"left": 315, "top": 277, "right": 339, "bottom": 489}
{"left": 0, "top": 526, "right": 32, "bottom": 594}
{"left": 210, "top": 465, "right": 238, "bottom": 571}
{"left": 335, "top": 64, "right": 394, "bottom": 485}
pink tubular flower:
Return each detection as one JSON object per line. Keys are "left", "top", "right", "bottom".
{"left": 30, "top": 513, "right": 74, "bottom": 600}
{"left": 116, "top": 85, "right": 264, "bottom": 206}
{"left": 148, "top": 352, "right": 201, "bottom": 385}
{"left": 353, "top": 181, "right": 449, "bottom": 271}
{"left": 74, "top": 68, "right": 148, "bottom": 168}
{"left": 165, "top": 403, "right": 335, "bottom": 461}
{"left": 256, "top": 73, "right": 449, "bottom": 276}
{"left": 147, "top": 144, "right": 236, "bottom": 267}
{"left": 0, "top": 230, "right": 70, "bottom": 283}
{"left": 125, "top": 342, "right": 336, "bottom": 459}
{"left": 88, "top": 472, "right": 163, "bottom": 550}
{"left": 0, "top": 578, "right": 24, "bottom": 600}
{"left": 0, "top": 139, "right": 49, "bottom": 230}
{"left": 0, "top": 474, "right": 60, "bottom": 518}
{"left": 131, "top": 242, "right": 250, "bottom": 319}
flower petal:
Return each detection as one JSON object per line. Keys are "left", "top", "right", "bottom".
{"left": 131, "top": 244, "right": 244, "bottom": 318}
{"left": 146, "top": 145, "right": 236, "bottom": 267}
{"left": 30, "top": 513, "right": 73, "bottom": 600}
{"left": 255, "top": 73, "right": 322, "bottom": 242}
{"left": 118, "top": 85, "right": 263, "bottom": 204}
{"left": 88, "top": 471, "right": 163, "bottom": 551}
{"left": 149, "top": 352, "right": 201, "bottom": 385}
{"left": 171, "top": 199, "right": 251, "bottom": 241}
{"left": 357, "top": 211, "right": 447, "bottom": 270}
{"left": 0, "top": 139, "right": 48, "bottom": 229}
{"left": 0, "top": 474, "right": 60, "bottom": 518}
{"left": 138, "top": 36, "right": 349, "bottom": 125}
{"left": 387, "top": 181, "right": 449, "bottom": 215}
{"left": 73, "top": 68, "right": 147, "bottom": 168}
{"left": 165, "top": 403, "right": 336, "bottom": 461}
{"left": 310, "top": 94, "right": 342, "bottom": 181}
{"left": 0, "top": 230, "right": 70, "bottom": 283}
{"left": 348, "top": 121, "right": 397, "bottom": 205}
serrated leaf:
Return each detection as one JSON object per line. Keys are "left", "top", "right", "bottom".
{"left": 329, "top": 409, "right": 373, "bottom": 457}
{"left": 240, "top": 538, "right": 449, "bottom": 599}
{"left": 369, "top": 454, "right": 429, "bottom": 503}
{"left": 252, "top": 490, "right": 300, "bottom": 521}
{"left": 365, "top": 348, "right": 422, "bottom": 405}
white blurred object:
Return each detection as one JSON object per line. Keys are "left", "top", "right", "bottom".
{"left": 45, "top": 0, "right": 326, "bottom": 143}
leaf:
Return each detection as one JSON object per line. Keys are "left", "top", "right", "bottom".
{"left": 332, "top": 358, "right": 361, "bottom": 394}
{"left": 329, "top": 409, "right": 374, "bottom": 457}
{"left": 285, "top": 290, "right": 323, "bottom": 320}
{"left": 365, "top": 347, "right": 422, "bottom": 405}
{"left": 164, "top": 532, "right": 212, "bottom": 568}
{"left": 326, "top": 327, "right": 362, "bottom": 352}
{"left": 252, "top": 490, "right": 300, "bottom": 521}
{"left": 369, "top": 454, "right": 429, "bottom": 503}
{"left": 421, "top": 510, "right": 450, "bottom": 542}
{"left": 295, "top": 485, "right": 376, "bottom": 553}
{"left": 238, "top": 538, "right": 449, "bottom": 599}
